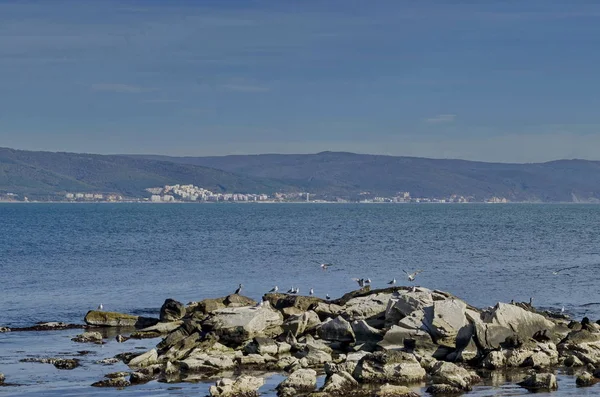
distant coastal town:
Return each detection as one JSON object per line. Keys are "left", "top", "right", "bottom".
{"left": 0, "top": 183, "right": 510, "bottom": 203}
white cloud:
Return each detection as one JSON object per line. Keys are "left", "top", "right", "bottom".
{"left": 425, "top": 114, "right": 456, "bottom": 124}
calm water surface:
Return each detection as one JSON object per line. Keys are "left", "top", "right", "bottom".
{"left": 1, "top": 203, "right": 600, "bottom": 395}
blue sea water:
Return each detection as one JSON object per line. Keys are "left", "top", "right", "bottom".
{"left": 1, "top": 203, "right": 600, "bottom": 395}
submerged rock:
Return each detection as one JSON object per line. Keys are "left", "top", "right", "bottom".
{"left": 517, "top": 372, "right": 558, "bottom": 391}
{"left": 71, "top": 331, "right": 103, "bottom": 344}
{"left": 209, "top": 375, "right": 264, "bottom": 397}
{"left": 276, "top": 369, "right": 317, "bottom": 397}
{"left": 576, "top": 372, "right": 597, "bottom": 387}
{"left": 91, "top": 377, "right": 131, "bottom": 388}
{"left": 84, "top": 310, "right": 158, "bottom": 328}
{"left": 20, "top": 357, "right": 80, "bottom": 370}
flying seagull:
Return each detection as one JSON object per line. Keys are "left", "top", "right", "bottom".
{"left": 234, "top": 284, "right": 243, "bottom": 294}
{"left": 403, "top": 269, "right": 423, "bottom": 282}
{"left": 352, "top": 278, "right": 366, "bottom": 287}
{"left": 552, "top": 266, "right": 579, "bottom": 275}
{"left": 269, "top": 286, "right": 278, "bottom": 293}
{"left": 388, "top": 278, "right": 396, "bottom": 285}
{"left": 97, "top": 303, "right": 103, "bottom": 311}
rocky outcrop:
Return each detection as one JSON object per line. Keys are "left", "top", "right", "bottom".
{"left": 20, "top": 357, "right": 80, "bottom": 370}
{"left": 576, "top": 372, "right": 598, "bottom": 387}
{"left": 84, "top": 310, "right": 158, "bottom": 328}
{"left": 517, "top": 372, "right": 558, "bottom": 391}
{"left": 203, "top": 305, "right": 283, "bottom": 344}
{"left": 71, "top": 331, "right": 103, "bottom": 344}
{"left": 427, "top": 361, "right": 480, "bottom": 393}
{"left": 375, "top": 384, "right": 420, "bottom": 397}
{"left": 209, "top": 375, "right": 264, "bottom": 397}
{"left": 321, "top": 370, "right": 359, "bottom": 394}
{"left": 276, "top": 369, "right": 317, "bottom": 397}
{"left": 91, "top": 377, "right": 131, "bottom": 388}
{"left": 283, "top": 311, "right": 321, "bottom": 337}
{"left": 353, "top": 351, "right": 426, "bottom": 384}
{"left": 318, "top": 316, "right": 355, "bottom": 342}
{"left": 160, "top": 299, "right": 186, "bottom": 322}
{"left": 128, "top": 348, "right": 158, "bottom": 368}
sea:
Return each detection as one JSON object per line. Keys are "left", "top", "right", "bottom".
{"left": 1, "top": 202, "right": 600, "bottom": 396}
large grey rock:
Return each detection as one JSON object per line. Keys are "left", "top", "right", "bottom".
{"left": 426, "top": 299, "right": 473, "bottom": 348}
{"left": 128, "top": 349, "right": 158, "bottom": 368}
{"left": 178, "top": 353, "right": 235, "bottom": 373}
{"left": 71, "top": 331, "right": 103, "bottom": 343}
{"left": 321, "top": 371, "right": 359, "bottom": 394}
{"left": 209, "top": 375, "right": 264, "bottom": 397}
{"left": 341, "top": 293, "right": 394, "bottom": 325}
{"left": 353, "top": 351, "right": 426, "bottom": 384}
{"left": 283, "top": 311, "right": 321, "bottom": 337}
{"left": 482, "top": 351, "right": 506, "bottom": 369}
{"left": 429, "top": 361, "right": 480, "bottom": 391}
{"left": 558, "top": 330, "right": 600, "bottom": 365}
{"left": 160, "top": 299, "right": 186, "bottom": 322}
{"left": 317, "top": 316, "right": 355, "bottom": 342}
{"left": 203, "top": 306, "right": 283, "bottom": 344}
{"left": 352, "top": 320, "right": 384, "bottom": 343}
{"left": 296, "top": 346, "right": 333, "bottom": 367}
{"left": 276, "top": 369, "right": 317, "bottom": 397}
{"left": 576, "top": 372, "right": 598, "bottom": 387}
{"left": 473, "top": 303, "right": 556, "bottom": 350}
{"left": 385, "top": 290, "right": 434, "bottom": 324}
{"left": 378, "top": 323, "right": 437, "bottom": 357}
{"left": 517, "top": 373, "right": 558, "bottom": 391}
{"left": 84, "top": 310, "right": 159, "bottom": 328}
{"left": 312, "top": 302, "right": 344, "bottom": 320}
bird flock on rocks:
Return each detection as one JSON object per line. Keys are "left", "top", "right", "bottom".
{"left": 232, "top": 262, "right": 426, "bottom": 301}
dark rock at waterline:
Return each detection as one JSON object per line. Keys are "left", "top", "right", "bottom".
{"left": 9, "top": 322, "right": 85, "bottom": 332}
{"left": 85, "top": 310, "right": 159, "bottom": 328}
{"left": 91, "top": 377, "right": 131, "bottom": 388}
{"left": 0, "top": 373, "right": 4, "bottom": 384}
{"left": 160, "top": 299, "right": 186, "bottom": 322}
{"left": 517, "top": 373, "right": 558, "bottom": 391}
{"left": 576, "top": 372, "right": 598, "bottom": 387}
{"left": 72, "top": 331, "right": 104, "bottom": 344}
{"left": 20, "top": 357, "right": 80, "bottom": 370}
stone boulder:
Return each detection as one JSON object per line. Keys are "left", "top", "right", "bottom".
{"left": 0, "top": 373, "right": 4, "bottom": 385}
{"left": 429, "top": 361, "right": 480, "bottom": 391}
{"left": 203, "top": 305, "right": 283, "bottom": 344}
{"left": 84, "top": 310, "right": 158, "bottom": 328}
{"left": 317, "top": 316, "right": 355, "bottom": 343}
{"left": 91, "top": 377, "right": 131, "bottom": 388}
{"left": 321, "top": 371, "right": 359, "bottom": 394}
{"left": 375, "top": 384, "right": 420, "bottom": 397}
{"left": 192, "top": 295, "right": 257, "bottom": 316}
{"left": 341, "top": 293, "right": 394, "bottom": 325}
{"left": 312, "top": 302, "right": 344, "bottom": 321}
{"left": 425, "top": 299, "right": 472, "bottom": 349}
{"left": 352, "top": 320, "right": 384, "bottom": 344}
{"left": 517, "top": 373, "right": 558, "bottom": 392}
{"left": 283, "top": 311, "right": 321, "bottom": 337}
{"left": 276, "top": 369, "right": 317, "bottom": 397}
{"left": 385, "top": 289, "right": 434, "bottom": 324}
{"left": 128, "top": 349, "right": 158, "bottom": 368}
{"left": 558, "top": 330, "right": 600, "bottom": 365}
{"left": 473, "top": 303, "right": 556, "bottom": 350}
{"left": 209, "top": 375, "right": 264, "bottom": 397}
{"left": 353, "top": 351, "right": 426, "bottom": 384}
{"left": 244, "top": 336, "right": 279, "bottom": 356}
{"left": 160, "top": 299, "right": 186, "bottom": 322}
{"left": 576, "top": 372, "right": 598, "bottom": 387}
{"left": 71, "top": 331, "right": 103, "bottom": 344}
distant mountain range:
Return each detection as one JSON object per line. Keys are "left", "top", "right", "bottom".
{"left": 2, "top": 147, "right": 600, "bottom": 202}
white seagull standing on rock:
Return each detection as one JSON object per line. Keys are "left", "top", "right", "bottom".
{"left": 352, "top": 278, "right": 365, "bottom": 287}
{"left": 326, "top": 294, "right": 331, "bottom": 300}
{"left": 97, "top": 303, "right": 103, "bottom": 311}
{"left": 234, "top": 284, "right": 243, "bottom": 294}
{"left": 286, "top": 287, "right": 294, "bottom": 294}
{"left": 404, "top": 269, "right": 423, "bottom": 282}
{"left": 309, "top": 288, "right": 314, "bottom": 296}
{"left": 388, "top": 278, "right": 396, "bottom": 285}
{"left": 269, "top": 286, "right": 278, "bottom": 293}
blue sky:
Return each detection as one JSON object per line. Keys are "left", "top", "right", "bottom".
{"left": 1, "top": 0, "right": 600, "bottom": 162}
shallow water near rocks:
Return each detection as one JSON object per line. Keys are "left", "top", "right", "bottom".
{"left": 2, "top": 203, "right": 600, "bottom": 395}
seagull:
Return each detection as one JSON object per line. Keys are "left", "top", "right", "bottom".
{"left": 326, "top": 294, "right": 331, "bottom": 300}
{"left": 352, "top": 278, "right": 365, "bottom": 287}
{"left": 286, "top": 287, "right": 294, "bottom": 294}
{"left": 309, "top": 288, "right": 314, "bottom": 296}
{"left": 529, "top": 297, "right": 533, "bottom": 305}
{"left": 289, "top": 287, "right": 298, "bottom": 295}
{"left": 97, "top": 303, "right": 103, "bottom": 311}
{"left": 552, "top": 266, "right": 579, "bottom": 275}
{"left": 365, "top": 278, "right": 372, "bottom": 284}
{"left": 403, "top": 269, "right": 423, "bottom": 282}
{"left": 561, "top": 306, "right": 565, "bottom": 313}
{"left": 318, "top": 262, "right": 335, "bottom": 271}
{"left": 388, "top": 278, "right": 396, "bottom": 285}
{"left": 234, "top": 284, "right": 243, "bottom": 294}
{"left": 269, "top": 286, "right": 279, "bottom": 293}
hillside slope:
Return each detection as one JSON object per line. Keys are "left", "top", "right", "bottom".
{"left": 0, "top": 148, "right": 291, "bottom": 198}
{"left": 133, "top": 152, "right": 600, "bottom": 202}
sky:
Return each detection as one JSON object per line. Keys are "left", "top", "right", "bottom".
{"left": 1, "top": 0, "right": 600, "bottom": 163}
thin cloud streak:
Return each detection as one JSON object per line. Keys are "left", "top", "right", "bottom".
{"left": 91, "top": 83, "right": 154, "bottom": 93}
{"left": 425, "top": 114, "right": 456, "bottom": 124}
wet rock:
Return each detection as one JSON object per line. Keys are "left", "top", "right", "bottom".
{"left": 130, "top": 331, "right": 162, "bottom": 339}
{"left": 115, "top": 334, "right": 129, "bottom": 343}
{"left": 275, "top": 355, "right": 301, "bottom": 371}
{"left": 376, "top": 384, "right": 420, "bottom": 397}
{"left": 9, "top": 322, "right": 85, "bottom": 332}
{"left": 91, "top": 377, "right": 131, "bottom": 388}
{"left": 209, "top": 375, "right": 264, "bottom": 397}
{"left": 97, "top": 357, "right": 120, "bottom": 365}
{"left": 71, "top": 331, "right": 103, "bottom": 344}
{"left": 517, "top": 372, "right": 558, "bottom": 392}
{"left": 276, "top": 368, "right": 317, "bottom": 397}
{"left": 0, "top": 327, "right": 10, "bottom": 332}
{"left": 179, "top": 351, "right": 236, "bottom": 373}
{"left": 130, "top": 371, "right": 153, "bottom": 385}
{"left": 426, "top": 384, "right": 463, "bottom": 395}
{"left": 160, "top": 298, "right": 186, "bottom": 322}
{"left": 576, "top": 372, "right": 597, "bottom": 387}
{"left": 159, "top": 331, "right": 201, "bottom": 362}
{"left": 20, "top": 357, "right": 80, "bottom": 370}
{"left": 0, "top": 373, "right": 5, "bottom": 384}
{"left": 353, "top": 351, "right": 426, "bottom": 384}
{"left": 128, "top": 348, "right": 158, "bottom": 368}
{"left": 245, "top": 336, "right": 279, "bottom": 356}
{"left": 296, "top": 346, "right": 333, "bottom": 367}
{"left": 105, "top": 371, "right": 130, "bottom": 378}
{"left": 564, "top": 355, "right": 585, "bottom": 367}
{"left": 203, "top": 305, "right": 283, "bottom": 344}
{"left": 321, "top": 371, "right": 359, "bottom": 394}
{"left": 558, "top": 329, "right": 600, "bottom": 365}
{"left": 317, "top": 316, "right": 355, "bottom": 342}
{"left": 429, "top": 361, "right": 480, "bottom": 391}
{"left": 84, "top": 310, "right": 158, "bottom": 328}
{"left": 482, "top": 350, "right": 506, "bottom": 369}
